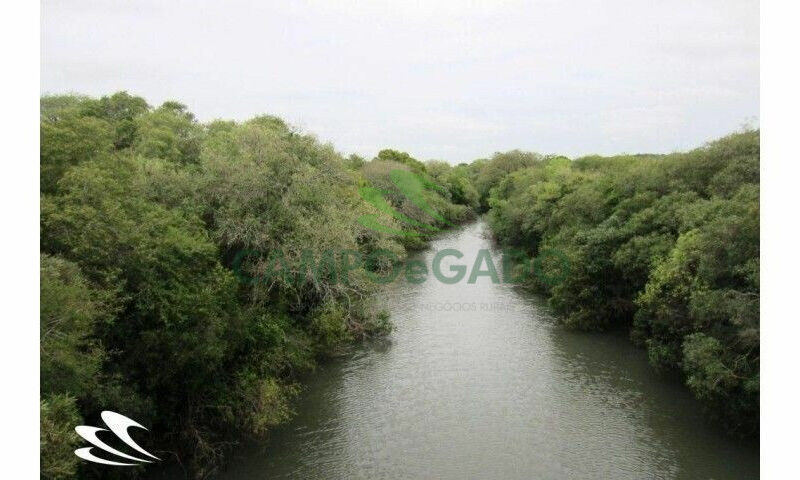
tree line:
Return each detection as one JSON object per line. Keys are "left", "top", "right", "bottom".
{"left": 477, "top": 131, "right": 759, "bottom": 436}
{"left": 40, "top": 92, "right": 474, "bottom": 479}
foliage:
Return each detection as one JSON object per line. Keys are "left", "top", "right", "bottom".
{"left": 359, "top": 152, "right": 476, "bottom": 249}
{"left": 473, "top": 150, "right": 542, "bottom": 210}
{"left": 39, "top": 92, "right": 476, "bottom": 477}
{"left": 426, "top": 160, "right": 480, "bottom": 209}
{"left": 40, "top": 254, "right": 107, "bottom": 398}
{"left": 41, "top": 395, "right": 83, "bottom": 480}
{"left": 40, "top": 101, "right": 114, "bottom": 193}
{"left": 482, "top": 130, "right": 759, "bottom": 435}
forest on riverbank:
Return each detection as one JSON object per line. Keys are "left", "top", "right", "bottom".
{"left": 39, "top": 92, "right": 474, "bottom": 479}
{"left": 40, "top": 92, "right": 758, "bottom": 479}
{"left": 479, "top": 130, "right": 760, "bottom": 436}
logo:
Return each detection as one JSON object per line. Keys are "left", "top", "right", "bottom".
{"left": 357, "top": 169, "right": 453, "bottom": 236}
{"left": 74, "top": 411, "right": 160, "bottom": 466}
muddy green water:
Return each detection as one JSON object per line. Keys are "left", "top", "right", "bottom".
{"left": 216, "top": 221, "right": 758, "bottom": 479}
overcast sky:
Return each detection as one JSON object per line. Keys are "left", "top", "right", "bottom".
{"left": 41, "top": 0, "right": 759, "bottom": 163}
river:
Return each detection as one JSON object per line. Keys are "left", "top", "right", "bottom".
{"left": 215, "top": 220, "right": 759, "bottom": 479}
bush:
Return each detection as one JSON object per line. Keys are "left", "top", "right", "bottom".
{"left": 40, "top": 395, "right": 82, "bottom": 480}
{"left": 482, "top": 130, "right": 760, "bottom": 435}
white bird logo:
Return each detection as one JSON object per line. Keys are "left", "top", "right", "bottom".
{"left": 74, "top": 411, "right": 160, "bottom": 466}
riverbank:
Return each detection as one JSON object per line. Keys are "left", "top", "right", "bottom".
{"left": 210, "top": 221, "right": 758, "bottom": 479}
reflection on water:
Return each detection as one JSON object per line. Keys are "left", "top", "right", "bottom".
{"left": 216, "top": 221, "right": 758, "bottom": 480}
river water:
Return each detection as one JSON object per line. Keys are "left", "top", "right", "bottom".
{"left": 217, "top": 221, "right": 758, "bottom": 479}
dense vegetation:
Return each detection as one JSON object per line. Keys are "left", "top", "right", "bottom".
{"left": 40, "top": 91, "right": 758, "bottom": 478}
{"left": 39, "top": 92, "right": 474, "bottom": 479}
{"left": 479, "top": 131, "right": 759, "bottom": 435}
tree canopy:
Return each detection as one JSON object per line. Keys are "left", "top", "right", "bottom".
{"left": 481, "top": 130, "right": 759, "bottom": 435}
{"left": 39, "top": 92, "right": 477, "bottom": 478}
